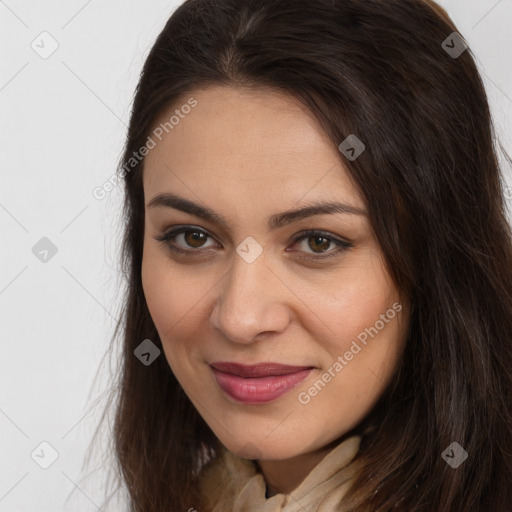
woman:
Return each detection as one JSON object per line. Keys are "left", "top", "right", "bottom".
{"left": 101, "top": 0, "right": 512, "bottom": 510}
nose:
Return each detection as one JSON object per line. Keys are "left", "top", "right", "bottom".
{"left": 209, "top": 251, "right": 292, "bottom": 344}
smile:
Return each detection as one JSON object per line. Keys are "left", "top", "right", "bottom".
{"left": 210, "top": 362, "right": 314, "bottom": 404}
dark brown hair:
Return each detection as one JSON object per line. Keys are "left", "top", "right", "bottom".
{"left": 95, "top": 0, "right": 512, "bottom": 510}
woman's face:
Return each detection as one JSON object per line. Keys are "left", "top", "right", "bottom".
{"left": 141, "top": 85, "right": 409, "bottom": 461}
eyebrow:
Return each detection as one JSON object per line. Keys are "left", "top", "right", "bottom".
{"left": 147, "top": 192, "right": 367, "bottom": 231}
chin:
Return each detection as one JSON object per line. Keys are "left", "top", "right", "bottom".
{"left": 223, "top": 436, "right": 302, "bottom": 461}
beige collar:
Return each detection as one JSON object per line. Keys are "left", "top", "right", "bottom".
{"left": 199, "top": 434, "right": 362, "bottom": 511}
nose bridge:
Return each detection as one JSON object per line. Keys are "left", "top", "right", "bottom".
{"left": 210, "top": 248, "right": 290, "bottom": 343}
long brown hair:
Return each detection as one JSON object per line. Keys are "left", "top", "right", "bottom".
{"left": 95, "top": 0, "right": 512, "bottom": 510}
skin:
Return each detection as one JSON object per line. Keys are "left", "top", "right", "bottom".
{"left": 141, "top": 85, "right": 410, "bottom": 496}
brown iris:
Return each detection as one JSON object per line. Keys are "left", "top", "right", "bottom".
{"left": 184, "top": 230, "right": 208, "bottom": 248}
{"left": 308, "top": 235, "right": 331, "bottom": 253}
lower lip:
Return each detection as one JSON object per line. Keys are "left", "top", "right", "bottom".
{"left": 211, "top": 367, "right": 313, "bottom": 404}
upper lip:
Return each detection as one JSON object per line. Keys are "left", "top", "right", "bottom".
{"left": 210, "top": 361, "right": 313, "bottom": 378}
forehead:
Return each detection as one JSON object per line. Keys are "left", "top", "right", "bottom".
{"left": 143, "top": 85, "right": 363, "bottom": 207}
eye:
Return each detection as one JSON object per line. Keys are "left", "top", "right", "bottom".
{"left": 155, "top": 226, "right": 218, "bottom": 254}
{"left": 154, "top": 226, "right": 352, "bottom": 260}
{"left": 288, "top": 230, "right": 353, "bottom": 260}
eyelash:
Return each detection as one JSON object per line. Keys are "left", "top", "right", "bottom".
{"left": 154, "top": 226, "right": 353, "bottom": 260}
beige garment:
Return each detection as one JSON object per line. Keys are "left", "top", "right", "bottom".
{"left": 198, "top": 435, "right": 362, "bottom": 512}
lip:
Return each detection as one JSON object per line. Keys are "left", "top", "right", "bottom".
{"left": 210, "top": 362, "right": 314, "bottom": 404}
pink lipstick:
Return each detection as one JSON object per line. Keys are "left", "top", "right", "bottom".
{"left": 210, "top": 362, "right": 314, "bottom": 404}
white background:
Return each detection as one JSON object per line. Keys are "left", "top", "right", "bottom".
{"left": 1, "top": 0, "right": 511, "bottom": 510}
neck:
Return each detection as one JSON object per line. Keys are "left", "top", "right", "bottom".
{"left": 256, "top": 436, "right": 345, "bottom": 497}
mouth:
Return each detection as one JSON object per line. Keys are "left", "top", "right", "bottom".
{"left": 209, "top": 361, "right": 315, "bottom": 404}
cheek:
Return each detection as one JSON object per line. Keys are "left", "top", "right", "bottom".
{"left": 307, "top": 254, "right": 400, "bottom": 353}
{"left": 141, "top": 246, "right": 186, "bottom": 339}
{"left": 295, "top": 263, "right": 405, "bottom": 439}
{"left": 301, "top": 253, "right": 406, "bottom": 415}
{"left": 141, "top": 255, "right": 176, "bottom": 334}
{"left": 141, "top": 245, "right": 216, "bottom": 364}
